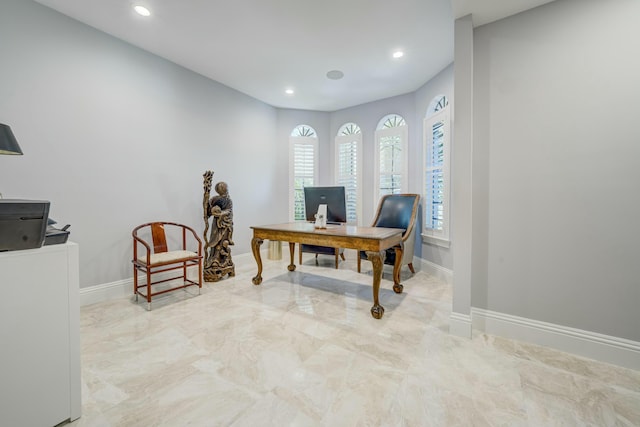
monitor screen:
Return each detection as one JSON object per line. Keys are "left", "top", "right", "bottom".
{"left": 303, "top": 186, "right": 346, "bottom": 223}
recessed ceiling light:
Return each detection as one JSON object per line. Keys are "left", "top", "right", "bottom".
{"left": 326, "top": 70, "right": 344, "bottom": 80}
{"left": 392, "top": 51, "right": 404, "bottom": 59}
{"left": 285, "top": 89, "right": 294, "bottom": 95}
{"left": 134, "top": 5, "right": 151, "bottom": 17}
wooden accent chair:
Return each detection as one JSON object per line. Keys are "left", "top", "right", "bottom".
{"left": 357, "top": 194, "right": 420, "bottom": 275}
{"left": 132, "top": 222, "right": 203, "bottom": 310}
{"left": 299, "top": 244, "right": 346, "bottom": 269}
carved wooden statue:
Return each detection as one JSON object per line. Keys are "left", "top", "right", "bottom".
{"left": 202, "top": 171, "right": 235, "bottom": 281}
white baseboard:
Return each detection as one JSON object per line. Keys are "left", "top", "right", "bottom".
{"left": 417, "top": 257, "right": 467, "bottom": 338}
{"left": 472, "top": 308, "right": 640, "bottom": 371}
{"left": 80, "top": 278, "right": 133, "bottom": 306}
{"left": 450, "top": 312, "right": 472, "bottom": 338}
{"left": 417, "top": 257, "right": 453, "bottom": 284}
{"left": 80, "top": 266, "right": 209, "bottom": 306}
{"left": 79, "top": 268, "right": 206, "bottom": 307}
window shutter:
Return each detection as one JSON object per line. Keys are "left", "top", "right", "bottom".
{"left": 293, "top": 141, "right": 315, "bottom": 220}
{"left": 379, "top": 134, "right": 403, "bottom": 196}
{"left": 426, "top": 119, "right": 445, "bottom": 230}
{"left": 375, "top": 115, "right": 407, "bottom": 207}
{"left": 337, "top": 139, "right": 358, "bottom": 223}
{"left": 423, "top": 103, "right": 450, "bottom": 245}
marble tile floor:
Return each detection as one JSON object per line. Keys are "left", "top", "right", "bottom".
{"left": 71, "top": 251, "right": 640, "bottom": 427}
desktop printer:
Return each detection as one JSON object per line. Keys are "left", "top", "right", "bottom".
{"left": 0, "top": 199, "right": 50, "bottom": 251}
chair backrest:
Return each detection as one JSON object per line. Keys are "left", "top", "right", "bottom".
{"left": 150, "top": 223, "right": 168, "bottom": 253}
{"left": 372, "top": 194, "right": 420, "bottom": 238}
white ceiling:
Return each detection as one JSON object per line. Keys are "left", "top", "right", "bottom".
{"left": 33, "top": 0, "right": 556, "bottom": 112}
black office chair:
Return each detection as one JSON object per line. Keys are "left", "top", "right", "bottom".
{"left": 299, "top": 244, "right": 345, "bottom": 269}
{"left": 357, "top": 193, "right": 420, "bottom": 274}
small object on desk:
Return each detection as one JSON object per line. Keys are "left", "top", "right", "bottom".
{"left": 314, "top": 204, "right": 327, "bottom": 229}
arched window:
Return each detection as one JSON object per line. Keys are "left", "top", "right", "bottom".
{"left": 379, "top": 114, "right": 406, "bottom": 129}
{"left": 291, "top": 125, "right": 316, "bottom": 137}
{"left": 374, "top": 114, "right": 408, "bottom": 206}
{"left": 289, "top": 124, "right": 318, "bottom": 221}
{"left": 335, "top": 123, "right": 362, "bottom": 224}
{"left": 423, "top": 95, "right": 451, "bottom": 246}
{"left": 430, "top": 95, "right": 449, "bottom": 113}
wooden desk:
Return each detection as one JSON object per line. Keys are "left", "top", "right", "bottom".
{"left": 250, "top": 222, "right": 403, "bottom": 319}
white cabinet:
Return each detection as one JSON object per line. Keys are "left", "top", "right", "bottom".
{"left": 0, "top": 242, "right": 81, "bottom": 426}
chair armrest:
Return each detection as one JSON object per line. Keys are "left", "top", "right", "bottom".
{"left": 172, "top": 223, "right": 202, "bottom": 256}
{"left": 132, "top": 226, "right": 153, "bottom": 265}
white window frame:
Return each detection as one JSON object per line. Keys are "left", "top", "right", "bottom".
{"left": 335, "top": 125, "right": 362, "bottom": 225}
{"left": 374, "top": 116, "right": 408, "bottom": 210}
{"left": 289, "top": 127, "right": 318, "bottom": 222}
{"left": 422, "top": 106, "right": 451, "bottom": 247}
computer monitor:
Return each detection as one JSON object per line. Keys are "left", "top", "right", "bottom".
{"left": 303, "top": 186, "right": 346, "bottom": 224}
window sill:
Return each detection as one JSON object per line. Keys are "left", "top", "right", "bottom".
{"left": 421, "top": 234, "right": 450, "bottom": 248}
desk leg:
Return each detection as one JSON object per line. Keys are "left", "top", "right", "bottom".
{"left": 392, "top": 245, "right": 404, "bottom": 294}
{"left": 251, "top": 237, "right": 263, "bottom": 285}
{"left": 287, "top": 242, "right": 296, "bottom": 271}
{"left": 366, "top": 250, "right": 385, "bottom": 319}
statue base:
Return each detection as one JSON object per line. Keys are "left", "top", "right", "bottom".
{"left": 204, "top": 265, "right": 235, "bottom": 282}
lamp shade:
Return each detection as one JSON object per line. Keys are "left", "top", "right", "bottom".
{"left": 0, "top": 124, "right": 23, "bottom": 155}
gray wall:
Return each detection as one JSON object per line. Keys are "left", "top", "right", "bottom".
{"left": 472, "top": 0, "right": 640, "bottom": 341}
{"left": 0, "top": 0, "right": 282, "bottom": 288}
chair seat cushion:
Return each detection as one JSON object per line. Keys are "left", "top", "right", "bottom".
{"left": 138, "top": 250, "right": 198, "bottom": 266}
